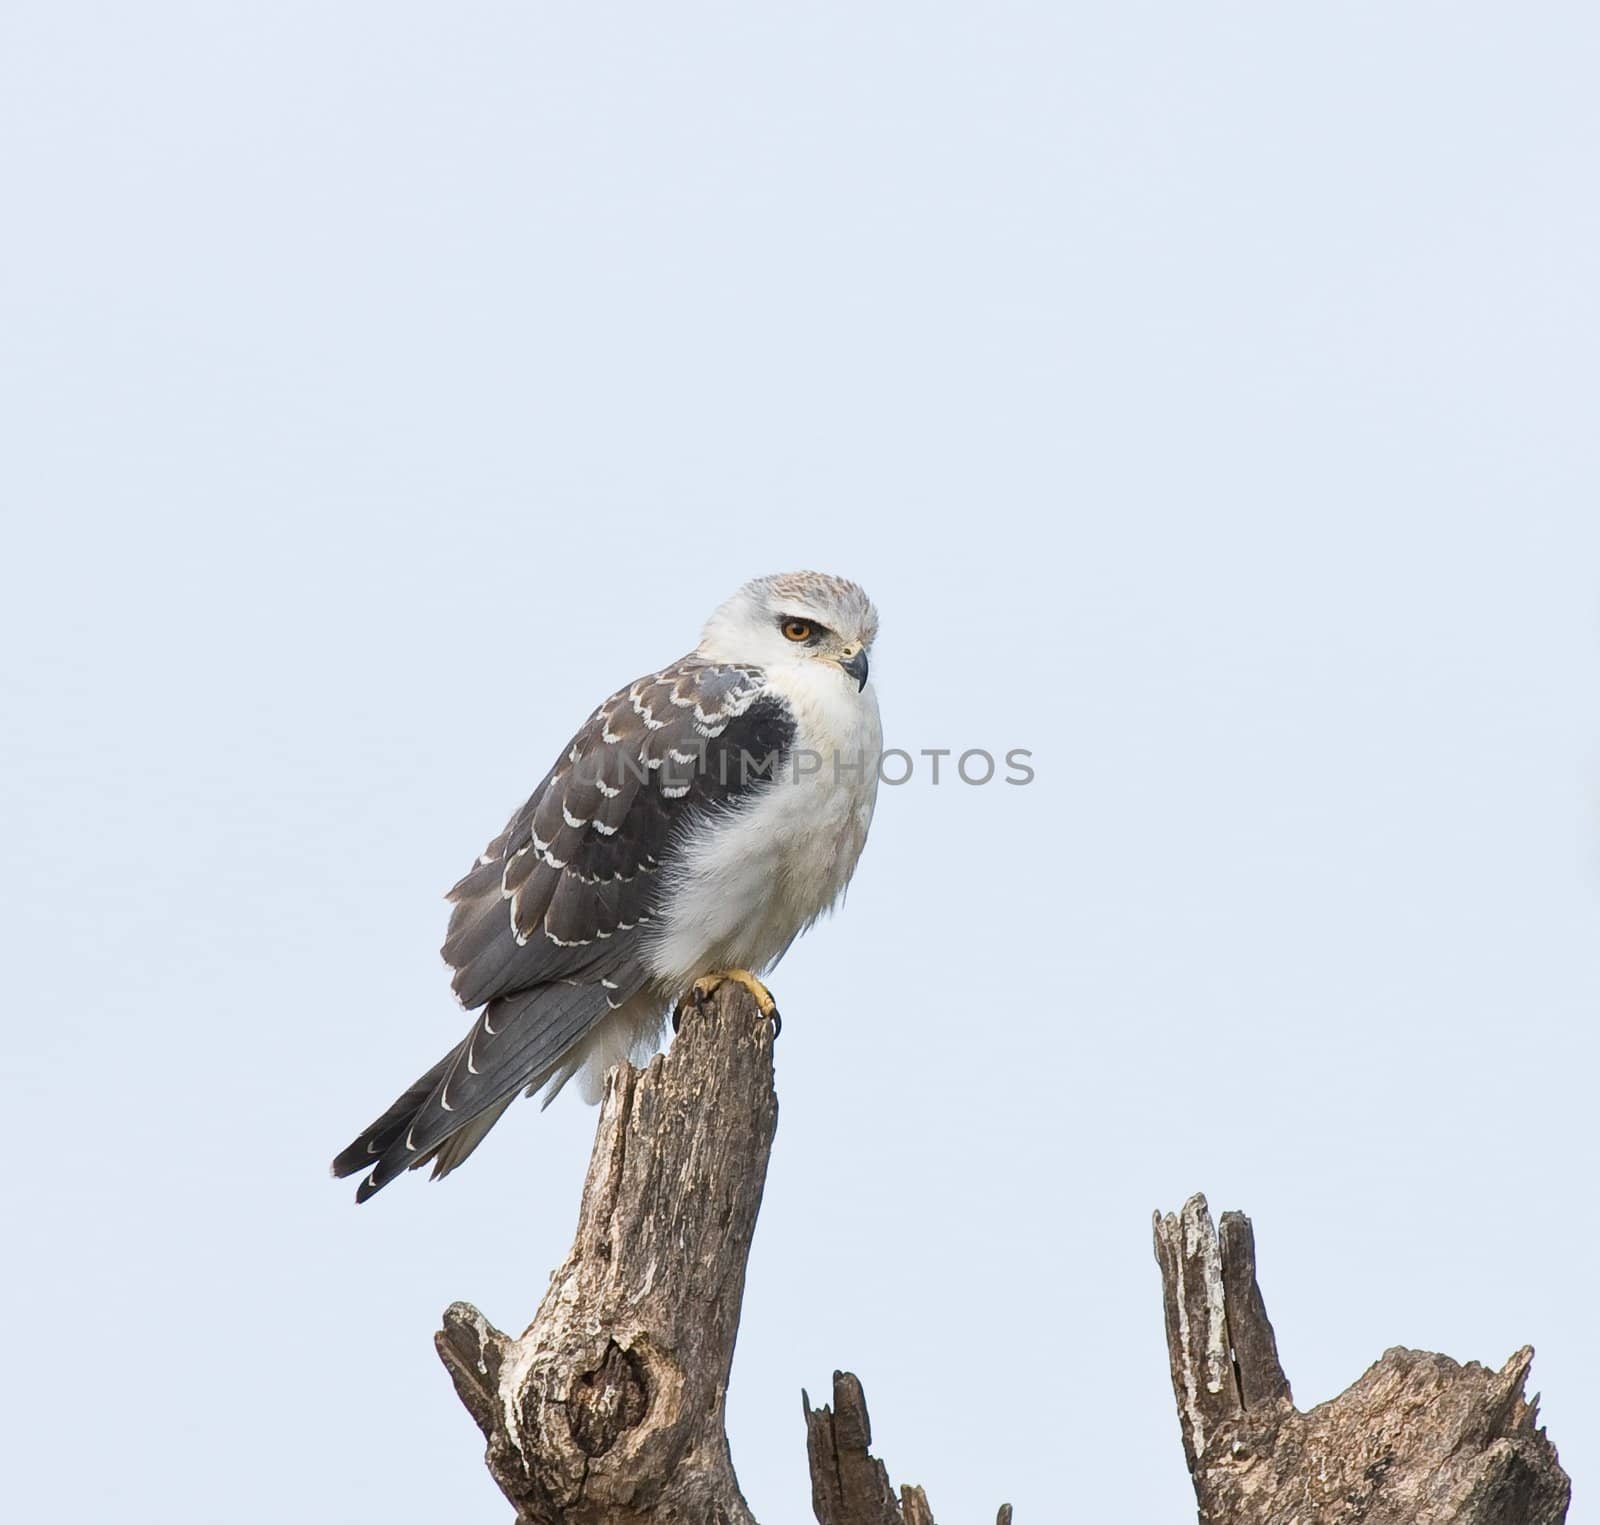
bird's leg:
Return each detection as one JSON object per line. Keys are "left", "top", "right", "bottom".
{"left": 673, "top": 968, "right": 782, "bottom": 1037}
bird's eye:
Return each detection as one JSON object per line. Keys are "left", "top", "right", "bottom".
{"left": 781, "top": 619, "right": 814, "bottom": 642}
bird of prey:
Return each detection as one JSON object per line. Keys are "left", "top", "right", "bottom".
{"left": 332, "top": 571, "right": 881, "bottom": 1201}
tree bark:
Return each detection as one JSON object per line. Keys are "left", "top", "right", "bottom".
{"left": 435, "top": 982, "right": 983, "bottom": 1524}
{"left": 429, "top": 993, "right": 1570, "bottom": 1525}
{"left": 1153, "top": 1194, "right": 1570, "bottom": 1525}
{"left": 802, "top": 1370, "right": 1011, "bottom": 1525}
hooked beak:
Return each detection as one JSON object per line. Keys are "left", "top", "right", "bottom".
{"left": 839, "top": 648, "right": 869, "bottom": 691}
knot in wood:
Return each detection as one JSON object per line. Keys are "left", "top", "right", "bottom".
{"left": 566, "top": 1340, "right": 650, "bottom": 1457}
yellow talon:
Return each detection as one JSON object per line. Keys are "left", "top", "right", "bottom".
{"left": 693, "top": 968, "right": 777, "bottom": 1016}
{"left": 675, "top": 968, "right": 782, "bottom": 1035}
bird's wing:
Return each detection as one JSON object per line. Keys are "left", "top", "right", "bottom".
{"left": 335, "top": 658, "right": 797, "bottom": 1199}
{"left": 441, "top": 656, "right": 794, "bottom": 1009}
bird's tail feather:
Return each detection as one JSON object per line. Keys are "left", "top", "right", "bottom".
{"left": 417, "top": 1093, "right": 517, "bottom": 1180}
{"left": 330, "top": 978, "right": 634, "bottom": 1201}
{"left": 330, "top": 1049, "right": 535, "bottom": 1198}
{"left": 330, "top": 1048, "right": 459, "bottom": 1180}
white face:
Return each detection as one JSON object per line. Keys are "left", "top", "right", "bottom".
{"left": 699, "top": 573, "right": 878, "bottom": 691}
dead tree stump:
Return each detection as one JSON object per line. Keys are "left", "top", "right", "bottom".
{"left": 426, "top": 995, "right": 1569, "bottom": 1523}
{"left": 803, "top": 1370, "right": 1011, "bottom": 1525}
{"left": 1153, "top": 1194, "right": 1570, "bottom": 1525}
{"left": 435, "top": 982, "right": 984, "bottom": 1524}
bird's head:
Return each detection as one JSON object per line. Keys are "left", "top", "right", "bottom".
{"left": 699, "top": 571, "right": 878, "bottom": 691}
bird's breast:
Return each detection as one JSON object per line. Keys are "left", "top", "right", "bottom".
{"left": 644, "top": 679, "right": 881, "bottom": 988}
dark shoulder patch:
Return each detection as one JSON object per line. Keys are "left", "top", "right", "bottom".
{"left": 442, "top": 660, "right": 794, "bottom": 1010}
{"left": 685, "top": 694, "right": 797, "bottom": 804}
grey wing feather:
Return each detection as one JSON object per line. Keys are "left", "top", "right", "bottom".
{"left": 442, "top": 659, "right": 771, "bottom": 1009}
{"left": 333, "top": 657, "right": 795, "bottom": 1202}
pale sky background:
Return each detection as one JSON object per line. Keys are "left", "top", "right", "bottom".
{"left": 3, "top": 5, "right": 1598, "bottom": 1522}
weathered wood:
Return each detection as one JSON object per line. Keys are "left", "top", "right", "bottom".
{"left": 438, "top": 982, "right": 776, "bottom": 1524}
{"left": 432, "top": 987, "right": 1570, "bottom": 1522}
{"left": 437, "top": 982, "right": 1001, "bottom": 1524}
{"left": 1154, "top": 1194, "right": 1570, "bottom": 1525}
{"left": 802, "top": 1370, "right": 968, "bottom": 1525}
{"left": 801, "top": 1369, "right": 1015, "bottom": 1525}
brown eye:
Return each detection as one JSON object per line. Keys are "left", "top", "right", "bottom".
{"left": 781, "top": 619, "right": 813, "bottom": 642}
